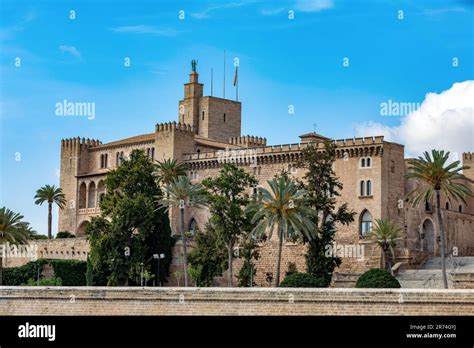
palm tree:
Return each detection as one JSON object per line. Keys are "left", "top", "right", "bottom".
{"left": 0, "top": 207, "right": 30, "bottom": 285}
{"left": 157, "top": 176, "right": 208, "bottom": 287}
{"left": 246, "top": 176, "right": 315, "bottom": 286}
{"left": 369, "top": 218, "right": 402, "bottom": 271}
{"left": 154, "top": 159, "right": 188, "bottom": 189}
{"left": 34, "top": 185, "right": 66, "bottom": 239}
{"left": 406, "top": 150, "right": 473, "bottom": 289}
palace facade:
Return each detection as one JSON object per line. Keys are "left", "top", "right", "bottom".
{"left": 58, "top": 66, "right": 474, "bottom": 285}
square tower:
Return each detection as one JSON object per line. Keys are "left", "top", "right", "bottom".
{"left": 178, "top": 65, "right": 241, "bottom": 143}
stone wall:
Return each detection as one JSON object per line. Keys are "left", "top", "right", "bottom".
{"left": 1, "top": 238, "right": 89, "bottom": 268}
{"left": 1, "top": 287, "right": 473, "bottom": 315}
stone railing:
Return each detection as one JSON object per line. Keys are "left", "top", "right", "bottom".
{"left": 0, "top": 287, "right": 473, "bottom": 315}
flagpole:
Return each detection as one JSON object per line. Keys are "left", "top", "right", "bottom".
{"left": 236, "top": 67, "right": 238, "bottom": 101}
{"left": 223, "top": 50, "right": 226, "bottom": 99}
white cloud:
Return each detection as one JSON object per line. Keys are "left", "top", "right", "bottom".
{"left": 0, "top": 10, "right": 37, "bottom": 40}
{"left": 295, "top": 0, "right": 334, "bottom": 13}
{"left": 423, "top": 6, "right": 467, "bottom": 16}
{"left": 191, "top": 1, "right": 256, "bottom": 19}
{"left": 59, "top": 45, "right": 81, "bottom": 59}
{"left": 261, "top": 7, "right": 286, "bottom": 16}
{"left": 110, "top": 25, "right": 179, "bottom": 36}
{"left": 356, "top": 81, "right": 474, "bottom": 159}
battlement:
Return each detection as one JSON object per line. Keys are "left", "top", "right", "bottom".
{"left": 155, "top": 121, "right": 194, "bottom": 133}
{"left": 61, "top": 137, "right": 102, "bottom": 150}
{"left": 183, "top": 136, "right": 388, "bottom": 162}
{"left": 229, "top": 135, "right": 267, "bottom": 147}
{"left": 334, "top": 136, "right": 384, "bottom": 147}
{"left": 463, "top": 152, "right": 473, "bottom": 161}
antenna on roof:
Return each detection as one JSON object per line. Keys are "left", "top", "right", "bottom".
{"left": 223, "top": 49, "right": 226, "bottom": 98}
{"left": 211, "top": 68, "right": 214, "bottom": 97}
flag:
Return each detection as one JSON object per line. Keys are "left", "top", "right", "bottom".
{"left": 233, "top": 66, "right": 238, "bottom": 87}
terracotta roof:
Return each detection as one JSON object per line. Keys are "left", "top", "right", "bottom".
{"left": 194, "top": 136, "right": 241, "bottom": 149}
{"left": 95, "top": 133, "right": 156, "bottom": 149}
{"left": 299, "top": 132, "right": 330, "bottom": 140}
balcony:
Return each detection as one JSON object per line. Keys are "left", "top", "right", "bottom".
{"left": 78, "top": 207, "right": 101, "bottom": 215}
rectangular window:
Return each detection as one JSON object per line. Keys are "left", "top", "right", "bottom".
{"left": 223, "top": 113, "right": 226, "bottom": 122}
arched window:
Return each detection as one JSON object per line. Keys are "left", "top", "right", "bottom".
{"left": 151, "top": 148, "right": 155, "bottom": 161}
{"left": 202, "top": 111, "right": 205, "bottom": 120}
{"left": 97, "top": 181, "right": 105, "bottom": 206}
{"left": 189, "top": 219, "right": 198, "bottom": 237}
{"left": 459, "top": 205, "right": 463, "bottom": 213}
{"left": 100, "top": 154, "right": 104, "bottom": 168}
{"left": 445, "top": 202, "right": 450, "bottom": 210}
{"left": 366, "top": 180, "right": 372, "bottom": 196}
{"left": 116, "top": 152, "right": 120, "bottom": 166}
{"left": 366, "top": 158, "right": 371, "bottom": 167}
{"left": 104, "top": 154, "right": 108, "bottom": 167}
{"left": 360, "top": 181, "right": 365, "bottom": 196}
{"left": 79, "top": 182, "right": 87, "bottom": 209}
{"left": 88, "top": 182, "right": 96, "bottom": 208}
{"left": 425, "top": 199, "right": 432, "bottom": 212}
{"left": 360, "top": 210, "right": 373, "bottom": 236}
{"left": 361, "top": 158, "right": 366, "bottom": 168}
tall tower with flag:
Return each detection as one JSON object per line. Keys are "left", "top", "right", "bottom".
{"left": 178, "top": 60, "right": 242, "bottom": 143}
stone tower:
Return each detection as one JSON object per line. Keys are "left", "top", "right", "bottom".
{"left": 463, "top": 152, "right": 474, "bottom": 181}
{"left": 178, "top": 64, "right": 241, "bottom": 143}
{"left": 59, "top": 137, "right": 101, "bottom": 233}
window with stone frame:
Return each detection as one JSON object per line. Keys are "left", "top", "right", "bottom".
{"left": 360, "top": 210, "right": 373, "bottom": 237}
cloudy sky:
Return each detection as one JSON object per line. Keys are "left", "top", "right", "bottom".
{"left": 0, "top": 0, "right": 473, "bottom": 235}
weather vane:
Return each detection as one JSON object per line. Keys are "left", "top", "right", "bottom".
{"left": 191, "top": 59, "right": 198, "bottom": 72}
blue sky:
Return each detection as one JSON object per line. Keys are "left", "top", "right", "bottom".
{"left": 1, "top": 0, "right": 473, "bottom": 235}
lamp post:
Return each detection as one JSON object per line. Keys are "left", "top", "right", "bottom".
{"left": 140, "top": 262, "right": 144, "bottom": 287}
{"left": 153, "top": 253, "right": 165, "bottom": 286}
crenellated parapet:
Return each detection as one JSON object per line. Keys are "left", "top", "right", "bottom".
{"left": 463, "top": 152, "right": 473, "bottom": 161}
{"left": 229, "top": 135, "right": 266, "bottom": 147}
{"left": 334, "top": 136, "right": 385, "bottom": 159}
{"left": 61, "top": 137, "right": 102, "bottom": 154}
{"left": 183, "top": 136, "right": 388, "bottom": 170}
{"left": 155, "top": 121, "right": 193, "bottom": 133}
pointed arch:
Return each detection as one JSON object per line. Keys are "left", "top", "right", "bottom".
{"left": 359, "top": 209, "right": 372, "bottom": 236}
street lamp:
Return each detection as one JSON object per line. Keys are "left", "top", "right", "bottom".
{"left": 140, "top": 262, "right": 144, "bottom": 287}
{"left": 153, "top": 253, "right": 165, "bottom": 287}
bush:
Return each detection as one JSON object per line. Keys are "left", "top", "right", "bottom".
{"left": 355, "top": 268, "right": 401, "bottom": 288}
{"left": 56, "top": 231, "right": 76, "bottom": 238}
{"left": 2, "top": 260, "right": 86, "bottom": 286}
{"left": 2, "top": 260, "right": 46, "bottom": 285}
{"left": 26, "top": 277, "right": 62, "bottom": 286}
{"left": 49, "top": 260, "right": 86, "bottom": 286}
{"left": 279, "top": 272, "right": 327, "bottom": 288}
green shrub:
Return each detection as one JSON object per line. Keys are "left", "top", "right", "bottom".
{"left": 49, "top": 260, "right": 86, "bottom": 286}
{"left": 2, "top": 260, "right": 86, "bottom": 286}
{"left": 279, "top": 272, "right": 327, "bottom": 288}
{"left": 26, "top": 277, "right": 62, "bottom": 286}
{"left": 2, "top": 260, "right": 46, "bottom": 285}
{"left": 56, "top": 231, "right": 75, "bottom": 238}
{"left": 355, "top": 268, "right": 401, "bottom": 288}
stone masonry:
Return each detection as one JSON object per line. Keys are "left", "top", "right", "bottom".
{"left": 56, "top": 64, "right": 474, "bottom": 284}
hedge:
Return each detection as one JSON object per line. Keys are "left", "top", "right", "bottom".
{"left": 355, "top": 268, "right": 401, "bottom": 288}
{"left": 279, "top": 272, "right": 327, "bottom": 288}
{"left": 2, "top": 259, "right": 87, "bottom": 286}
